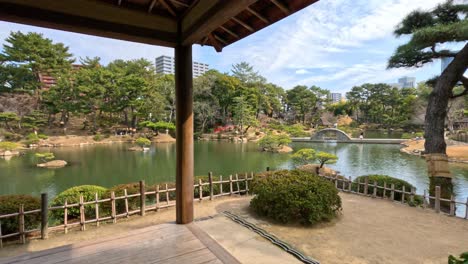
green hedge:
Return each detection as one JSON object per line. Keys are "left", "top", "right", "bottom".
{"left": 352, "top": 175, "right": 422, "bottom": 205}
{"left": 0, "top": 195, "right": 41, "bottom": 235}
{"left": 51, "top": 185, "right": 108, "bottom": 220}
{"left": 250, "top": 170, "right": 342, "bottom": 224}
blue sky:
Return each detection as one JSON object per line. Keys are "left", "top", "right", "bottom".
{"left": 0, "top": 0, "right": 465, "bottom": 94}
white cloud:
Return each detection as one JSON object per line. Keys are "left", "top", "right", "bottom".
{"left": 295, "top": 69, "right": 309, "bottom": 75}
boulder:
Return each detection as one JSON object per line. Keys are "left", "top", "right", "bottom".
{"left": 0, "top": 150, "right": 20, "bottom": 157}
{"left": 37, "top": 160, "right": 67, "bottom": 168}
{"left": 128, "top": 146, "right": 143, "bottom": 151}
{"left": 274, "top": 145, "right": 293, "bottom": 153}
{"left": 153, "top": 134, "right": 176, "bottom": 143}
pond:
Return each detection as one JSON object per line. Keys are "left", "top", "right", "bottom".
{"left": 1, "top": 141, "right": 467, "bottom": 214}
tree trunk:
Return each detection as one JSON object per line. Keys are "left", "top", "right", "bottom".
{"left": 424, "top": 43, "right": 468, "bottom": 210}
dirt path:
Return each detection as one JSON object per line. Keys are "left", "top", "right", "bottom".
{"left": 1, "top": 194, "right": 467, "bottom": 263}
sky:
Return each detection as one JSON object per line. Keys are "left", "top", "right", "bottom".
{"left": 0, "top": 0, "right": 465, "bottom": 94}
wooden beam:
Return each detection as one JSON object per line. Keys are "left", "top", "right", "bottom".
{"left": 219, "top": 25, "right": 239, "bottom": 39}
{"left": 118, "top": 0, "right": 122, "bottom": 6}
{"left": 270, "top": 0, "right": 290, "bottom": 15}
{"left": 207, "top": 33, "right": 222, "bottom": 52}
{"left": 213, "top": 34, "right": 228, "bottom": 46}
{"left": 231, "top": 17, "right": 254, "bottom": 32}
{"left": 148, "top": 0, "right": 158, "bottom": 13}
{"left": 175, "top": 43, "right": 194, "bottom": 225}
{"left": 181, "top": 0, "right": 258, "bottom": 46}
{"left": 169, "top": 0, "right": 189, "bottom": 7}
{"left": 159, "top": 0, "right": 177, "bottom": 17}
{"left": 0, "top": 1, "right": 178, "bottom": 47}
{"left": 246, "top": 7, "right": 269, "bottom": 23}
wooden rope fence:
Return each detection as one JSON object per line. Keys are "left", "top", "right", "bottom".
{"left": 317, "top": 174, "right": 468, "bottom": 220}
{"left": 0, "top": 172, "right": 254, "bottom": 247}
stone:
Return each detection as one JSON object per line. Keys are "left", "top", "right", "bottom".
{"left": 0, "top": 150, "right": 20, "bottom": 157}
{"left": 37, "top": 160, "right": 67, "bottom": 168}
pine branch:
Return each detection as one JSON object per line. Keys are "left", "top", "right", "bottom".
{"left": 450, "top": 77, "right": 468, "bottom": 98}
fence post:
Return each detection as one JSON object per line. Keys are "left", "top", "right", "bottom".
{"left": 235, "top": 174, "right": 240, "bottom": 193}
{"left": 245, "top": 173, "right": 250, "bottom": 195}
{"left": 79, "top": 195, "right": 85, "bottom": 231}
{"left": 19, "top": 204, "right": 25, "bottom": 244}
{"left": 155, "top": 185, "right": 160, "bottom": 211}
{"left": 364, "top": 176, "right": 369, "bottom": 195}
{"left": 64, "top": 200, "right": 68, "bottom": 234}
{"left": 124, "top": 189, "right": 129, "bottom": 217}
{"left": 357, "top": 178, "right": 361, "bottom": 193}
{"left": 165, "top": 184, "right": 169, "bottom": 205}
{"left": 435, "top": 186, "right": 441, "bottom": 213}
{"left": 372, "top": 181, "right": 377, "bottom": 198}
{"left": 423, "top": 190, "right": 428, "bottom": 209}
{"left": 410, "top": 187, "right": 415, "bottom": 204}
{"left": 449, "top": 195, "right": 455, "bottom": 216}
{"left": 95, "top": 193, "right": 100, "bottom": 227}
{"left": 199, "top": 178, "right": 203, "bottom": 201}
{"left": 348, "top": 176, "right": 352, "bottom": 192}
{"left": 266, "top": 167, "right": 270, "bottom": 172}
{"left": 220, "top": 176, "right": 223, "bottom": 194}
{"left": 383, "top": 182, "right": 387, "bottom": 198}
{"left": 139, "top": 180, "right": 146, "bottom": 216}
{"left": 402, "top": 186, "right": 406, "bottom": 203}
{"left": 390, "top": 184, "right": 395, "bottom": 201}
{"left": 209, "top": 172, "right": 214, "bottom": 200}
{"left": 41, "top": 193, "right": 49, "bottom": 239}
{"left": 111, "top": 191, "right": 116, "bottom": 223}
{"left": 229, "top": 175, "right": 233, "bottom": 196}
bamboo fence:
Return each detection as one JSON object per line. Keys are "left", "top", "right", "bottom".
{"left": 0, "top": 172, "right": 254, "bottom": 247}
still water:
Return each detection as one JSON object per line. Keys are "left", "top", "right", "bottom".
{"left": 1, "top": 142, "right": 467, "bottom": 206}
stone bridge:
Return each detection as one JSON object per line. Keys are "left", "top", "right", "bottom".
{"left": 311, "top": 128, "right": 352, "bottom": 141}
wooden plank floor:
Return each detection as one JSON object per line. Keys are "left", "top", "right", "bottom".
{"left": 0, "top": 223, "right": 240, "bottom": 264}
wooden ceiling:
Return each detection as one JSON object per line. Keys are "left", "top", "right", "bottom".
{"left": 0, "top": 0, "right": 318, "bottom": 52}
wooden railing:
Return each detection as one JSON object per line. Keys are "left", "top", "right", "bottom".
{"left": 317, "top": 174, "right": 468, "bottom": 220}
{"left": 0, "top": 172, "right": 254, "bottom": 247}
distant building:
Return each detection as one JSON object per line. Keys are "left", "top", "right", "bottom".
{"left": 397, "top": 76, "right": 416, "bottom": 88}
{"left": 441, "top": 57, "right": 454, "bottom": 73}
{"left": 155, "top": 55, "right": 209, "bottom": 78}
{"left": 328, "top": 92, "right": 342, "bottom": 103}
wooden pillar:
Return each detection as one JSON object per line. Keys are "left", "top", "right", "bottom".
{"left": 175, "top": 43, "right": 194, "bottom": 224}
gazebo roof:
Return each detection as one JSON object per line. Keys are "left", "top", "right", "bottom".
{"left": 0, "top": 0, "right": 318, "bottom": 51}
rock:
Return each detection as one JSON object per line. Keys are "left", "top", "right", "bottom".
{"left": 0, "top": 150, "right": 20, "bottom": 157}
{"left": 275, "top": 145, "right": 293, "bottom": 153}
{"left": 128, "top": 146, "right": 143, "bottom": 151}
{"left": 153, "top": 134, "right": 176, "bottom": 143}
{"left": 37, "top": 160, "right": 67, "bottom": 168}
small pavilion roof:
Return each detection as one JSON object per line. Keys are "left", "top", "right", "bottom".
{"left": 0, "top": 0, "right": 318, "bottom": 51}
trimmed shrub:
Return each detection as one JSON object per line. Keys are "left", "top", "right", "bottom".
{"left": 258, "top": 134, "right": 291, "bottom": 151}
{"left": 37, "top": 134, "right": 48, "bottom": 139}
{"left": 51, "top": 185, "right": 107, "bottom": 220}
{"left": 352, "top": 175, "right": 422, "bottom": 205}
{"left": 135, "top": 137, "right": 151, "bottom": 147}
{"left": 103, "top": 183, "right": 156, "bottom": 214}
{"left": 0, "top": 195, "right": 41, "bottom": 235}
{"left": 250, "top": 170, "right": 342, "bottom": 224}
{"left": 0, "top": 141, "right": 19, "bottom": 151}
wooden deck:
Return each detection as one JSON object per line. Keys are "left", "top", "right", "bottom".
{"left": 0, "top": 223, "right": 240, "bottom": 264}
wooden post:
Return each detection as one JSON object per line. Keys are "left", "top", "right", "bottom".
{"left": 209, "top": 172, "right": 214, "bottom": 200}
{"left": 383, "top": 182, "right": 387, "bottom": 198}
{"left": 95, "top": 193, "right": 100, "bottom": 227}
{"left": 245, "top": 173, "right": 250, "bottom": 195}
{"left": 449, "top": 195, "right": 455, "bottom": 216}
{"left": 348, "top": 176, "right": 352, "bottom": 192}
{"left": 364, "top": 176, "right": 369, "bottom": 195}
{"left": 140, "top": 180, "right": 146, "bottom": 216}
{"left": 79, "top": 195, "right": 85, "bottom": 231}
{"left": 41, "top": 193, "right": 49, "bottom": 239}
{"left": 175, "top": 43, "right": 194, "bottom": 224}
{"left": 165, "top": 184, "right": 169, "bottom": 205}
{"left": 64, "top": 200, "right": 68, "bottom": 234}
{"left": 372, "top": 181, "right": 377, "bottom": 198}
{"left": 423, "top": 190, "right": 428, "bottom": 209}
{"left": 357, "top": 178, "right": 360, "bottom": 193}
{"left": 266, "top": 167, "right": 270, "bottom": 171}
{"left": 229, "top": 175, "right": 233, "bottom": 196}
{"left": 410, "top": 187, "right": 415, "bottom": 204}
{"left": 19, "top": 204, "right": 25, "bottom": 244}
{"left": 155, "top": 185, "right": 160, "bottom": 211}
{"left": 124, "top": 189, "right": 129, "bottom": 217}
{"left": 220, "top": 176, "right": 223, "bottom": 194}
{"left": 402, "top": 186, "right": 406, "bottom": 203}
{"left": 198, "top": 178, "right": 203, "bottom": 201}
{"left": 435, "top": 186, "right": 441, "bottom": 213}
{"left": 111, "top": 191, "right": 116, "bottom": 223}
{"left": 390, "top": 184, "right": 395, "bottom": 201}
{"left": 235, "top": 174, "right": 240, "bottom": 193}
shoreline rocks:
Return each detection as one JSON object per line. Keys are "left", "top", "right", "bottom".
{"left": 37, "top": 160, "right": 67, "bottom": 168}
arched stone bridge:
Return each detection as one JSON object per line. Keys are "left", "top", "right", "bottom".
{"left": 311, "top": 128, "right": 352, "bottom": 141}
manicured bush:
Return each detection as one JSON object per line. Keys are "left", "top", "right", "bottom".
{"left": 135, "top": 137, "right": 151, "bottom": 147}
{"left": 258, "top": 134, "right": 291, "bottom": 151}
{"left": 51, "top": 185, "right": 107, "bottom": 220}
{"left": 316, "top": 151, "right": 338, "bottom": 168}
{"left": 291, "top": 148, "right": 316, "bottom": 167}
{"left": 449, "top": 252, "right": 468, "bottom": 264}
{"left": 103, "top": 183, "right": 144, "bottom": 214}
{"left": 35, "top": 152, "right": 55, "bottom": 163}
{"left": 250, "top": 170, "right": 342, "bottom": 224}
{"left": 0, "top": 141, "right": 19, "bottom": 151}
{"left": 0, "top": 195, "right": 41, "bottom": 235}
{"left": 24, "top": 133, "right": 40, "bottom": 146}
{"left": 284, "top": 124, "right": 309, "bottom": 137}
{"left": 352, "top": 175, "right": 422, "bottom": 205}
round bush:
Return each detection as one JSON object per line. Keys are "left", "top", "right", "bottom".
{"left": 51, "top": 185, "right": 107, "bottom": 220}
{"left": 352, "top": 175, "right": 422, "bottom": 205}
{"left": 0, "top": 195, "right": 41, "bottom": 235}
{"left": 250, "top": 170, "right": 342, "bottom": 224}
